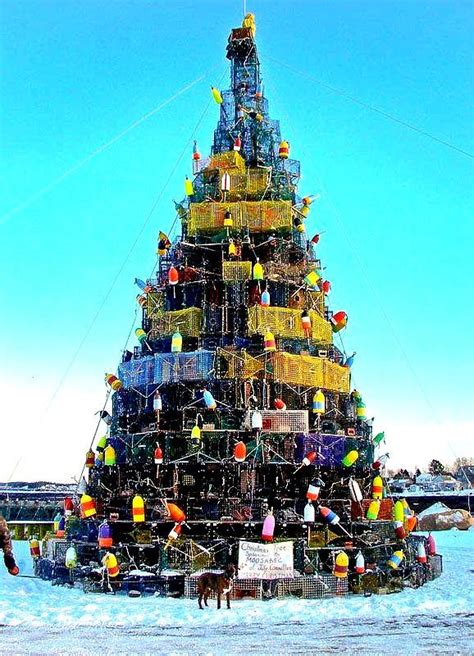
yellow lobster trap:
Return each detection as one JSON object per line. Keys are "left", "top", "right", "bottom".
{"left": 226, "top": 167, "right": 271, "bottom": 200}
{"left": 150, "top": 307, "right": 203, "bottom": 338}
{"left": 206, "top": 150, "right": 246, "bottom": 173}
{"left": 217, "top": 348, "right": 265, "bottom": 380}
{"left": 222, "top": 261, "right": 253, "bottom": 281}
{"left": 272, "top": 352, "right": 350, "bottom": 393}
{"left": 187, "top": 200, "right": 293, "bottom": 235}
{"left": 248, "top": 306, "right": 333, "bottom": 343}
{"left": 146, "top": 292, "right": 166, "bottom": 319}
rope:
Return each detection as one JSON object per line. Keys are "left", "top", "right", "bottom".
{"left": 0, "top": 74, "right": 208, "bottom": 227}
{"left": 263, "top": 55, "right": 474, "bottom": 160}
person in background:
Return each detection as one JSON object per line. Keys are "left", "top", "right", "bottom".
{"left": 0, "top": 515, "right": 19, "bottom": 575}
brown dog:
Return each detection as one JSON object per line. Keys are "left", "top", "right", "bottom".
{"left": 197, "top": 564, "right": 236, "bottom": 609}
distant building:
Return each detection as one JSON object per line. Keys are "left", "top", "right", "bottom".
{"left": 454, "top": 466, "right": 474, "bottom": 487}
{"left": 431, "top": 474, "right": 461, "bottom": 491}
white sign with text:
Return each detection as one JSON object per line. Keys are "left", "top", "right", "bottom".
{"left": 238, "top": 541, "right": 294, "bottom": 579}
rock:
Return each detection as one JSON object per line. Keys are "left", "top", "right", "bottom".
{"left": 418, "top": 508, "right": 474, "bottom": 531}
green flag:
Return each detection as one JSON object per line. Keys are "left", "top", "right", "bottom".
{"left": 373, "top": 431, "right": 385, "bottom": 446}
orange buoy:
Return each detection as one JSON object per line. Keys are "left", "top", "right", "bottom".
{"left": 132, "top": 495, "right": 145, "bottom": 523}
{"left": 278, "top": 140, "right": 289, "bottom": 159}
{"left": 264, "top": 331, "right": 276, "bottom": 352}
{"left": 80, "top": 494, "right": 96, "bottom": 518}
{"left": 154, "top": 445, "right": 163, "bottom": 464}
{"left": 105, "top": 374, "right": 123, "bottom": 391}
{"left": 167, "top": 503, "right": 186, "bottom": 523}
{"left": 98, "top": 521, "right": 113, "bottom": 548}
{"left": 168, "top": 266, "right": 179, "bottom": 286}
{"left": 233, "top": 441, "right": 247, "bottom": 462}
{"left": 85, "top": 450, "right": 95, "bottom": 468}
{"left": 29, "top": 539, "right": 41, "bottom": 559}
{"left": 334, "top": 551, "right": 349, "bottom": 578}
{"left": 372, "top": 475, "right": 384, "bottom": 499}
{"left": 102, "top": 552, "right": 119, "bottom": 578}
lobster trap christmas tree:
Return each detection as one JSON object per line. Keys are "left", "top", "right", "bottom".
{"left": 35, "top": 15, "right": 442, "bottom": 597}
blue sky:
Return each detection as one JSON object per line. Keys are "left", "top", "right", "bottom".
{"left": 1, "top": 0, "right": 473, "bottom": 482}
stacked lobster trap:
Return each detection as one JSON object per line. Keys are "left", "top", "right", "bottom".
{"left": 32, "top": 15, "right": 442, "bottom": 598}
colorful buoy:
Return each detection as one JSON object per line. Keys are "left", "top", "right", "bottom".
{"left": 302, "top": 451, "right": 317, "bottom": 467}
{"left": 334, "top": 551, "right": 349, "bottom": 578}
{"left": 234, "top": 441, "right": 247, "bottom": 462}
{"left": 260, "top": 289, "right": 270, "bottom": 307}
{"left": 393, "top": 520, "right": 406, "bottom": 540}
{"left": 184, "top": 176, "right": 194, "bottom": 196}
{"left": 168, "top": 266, "right": 179, "bottom": 285}
{"left": 301, "top": 310, "right": 311, "bottom": 334}
{"left": 65, "top": 546, "right": 77, "bottom": 569}
{"left": 135, "top": 328, "right": 147, "bottom": 345}
{"left": 167, "top": 503, "right": 186, "bottom": 523}
{"left": 387, "top": 550, "right": 404, "bottom": 570}
{"left": 102, "top": 552, "right": 119, "bottom": 578}
{"left": 273, "top": 398, "right": 286, "bottom": 410}
{"left": 321, "top": 280, "right": 331, "bottom": 295}
{"left": 154, "top": 445, "right": 163, "bottom": 464}
{"left": 342, "top": 450, "right": 359, "bottom": 467}
{"left": 306, "top": 482, "right": 320, "bottom": 501}
{"left": 303, "top": 501, "right": 315, "bottom": 523}
{"left": 105, "top": 374, "right": 123, "bottom": 391}
{"left": 104, "top": 445, "right": 116, "bottom": 466}
{"left": 264, "top": 330, "right": 276, "bottom": 352}
{"left": 98, "top": 521, "right": 113, "bottom": 548}
{"left": 393, "top": 500, "right": 405, "bottom": 523}
{"left": 312, "top": 390, "right": 325, "bottom": 414}
{"left": 211, "top": 86, "right": 223, "bottom": 104}
{"left": 262, "top": 510, "right": 275, "bottom": 542}
{"left": 132, "top": 495, "right": 145, "bottom": 523}
{"left": 80, "top": 494, "right": 96, "bottom": 519}
{"left": 278, "top": 140, "right": 290, "bottom": 159}
{"left": 253, "top": 260, "right": 264, "bottom": 281}
{"left": 366, "top": 499, "right": 380, "bottom": 520}
{"left": 416, "top": 542, "right": 427, "bottom": 564}
{"left": 233, "top": 135, "right": 241, "bottom": 151}
{"left": 29, "top": 538, "right": 41, "bottom": 559}
{"left": 331, "top": 311, "right": 348, "bottom": 333}
{"left": 203, "top": 389, "right": 217, "bottom": 409}
{"left": 319, "top": 506, "right": 340, "bottom": 525}
{"left": 64, "top": 497, "right": 74, "bottom": 516}
{"left": 372, "top": 475, "right": 384, "bottom": 499}
{"left": 171, "top": 329, "right": 183, "bottom": 353}
{"left": 355, "top": 551, "right": 365, "bottom": 574}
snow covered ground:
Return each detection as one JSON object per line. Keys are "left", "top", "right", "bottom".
{"left": 0, "top": 530, "right": 472, "bottom": 655}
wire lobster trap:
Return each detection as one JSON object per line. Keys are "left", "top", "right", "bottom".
{"left": 273, "top": 351, "right": 325, "bottom": 388}
{"left": 272, "top": 352, "right": 350, "bottom": 392}
{"left": 428, "top": 555, "right": 443, "bottom": 579}
{"left": 150, "top": 307, "right": 203, "bottom": 338}
{"left": 323, "top": 360, "right": 351, "bottom": 393}
{"left": 276, "top": 574, "right": 348, "bottom": 599}
{"left": 287, "top": 288, "right": 325, "bottom": 316}
{"left": 225, "top": 167, "right": 271, "bottom": 200}
{"left": 222, "top": 261, "right": 253, "bottom": 281}
{"left": 244, "top": 410, "right": 309, "bottom": 433}
{"left": 146, "top": 291, "right": 166, "bottom": 319}
{"left": 118, "top": 356, "right": 155, "bottom": 389}
{"left": 248, "top": 306, "right": 333, "bottom": 343}
{"left": 217, "top": 348, "right": 265, "bottom": 380}
{"left": 206, "top": 150, "right": 246, "bottom": 174}
{"left": 153, "top": 351, "right": 215, "bottom": 384}
{"left": 241, "top": 200, "right": 292, "bottom": 232}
